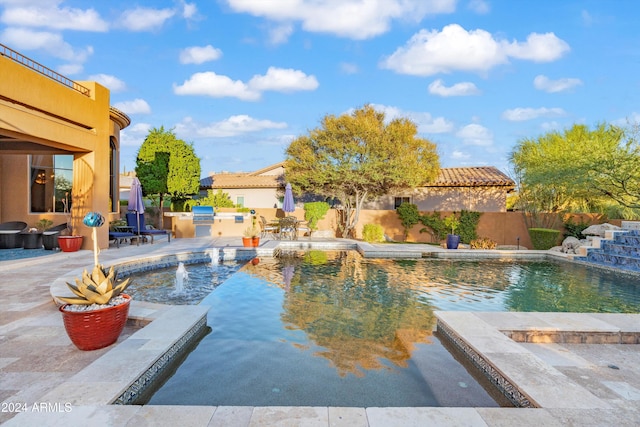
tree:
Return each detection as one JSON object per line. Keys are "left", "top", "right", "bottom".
{"left": 135, "top": 127, "right": 201, "bottom": 219}
{"left": 285, "top": 105, "right": 439, "bottom": 238}
{"left": 510, "top": 122, "right": 640, "bottom": 222}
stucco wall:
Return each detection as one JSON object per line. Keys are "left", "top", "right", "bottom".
{"left": 364, "top": 187, "right": 508, "bottom": 212}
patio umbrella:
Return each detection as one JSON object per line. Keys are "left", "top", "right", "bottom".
{"left": 127, "top": 177, "right": 145, "bottom": 239}
{"left": 283, "top": 183, "right": 295, "bottom": 213}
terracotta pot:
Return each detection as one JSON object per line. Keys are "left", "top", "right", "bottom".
{"left": 58, "top": 235, "right": 83, "bottom": 252}
{"left": 251, "top": 236, "right": 260, "bottom": 247}
{"left": 59, "top": 294, "right": 131, "bottom": 351}
{"left": 242, "top": 237, "right": 252, "bottom": 247}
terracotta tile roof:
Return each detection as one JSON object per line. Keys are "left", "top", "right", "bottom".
{"left": 200, "top": 164, "right": 514, "bottom": 190}
{"left": 432, "top": 167, "right": 514, "bottom": 188}
{"left": 200, "top": 172, "right": 283, "bottom": 189}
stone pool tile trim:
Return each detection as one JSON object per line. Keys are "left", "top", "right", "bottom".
{"left": 435, "top": 311, "right": 637, "bottom": 410}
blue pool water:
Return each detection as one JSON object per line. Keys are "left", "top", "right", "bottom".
{"left": 137, "top": 252, "right": 640, "bottom": 407}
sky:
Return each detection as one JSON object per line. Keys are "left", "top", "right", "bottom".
{"left": 1, "top": 1, "right": 639, "bottom": 178}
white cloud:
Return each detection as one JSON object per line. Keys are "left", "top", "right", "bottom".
{"left": 0, "top": 27, "right": 93, "bottom": 62}
{"left": 381, "top": 24, "right": 570, "bottom": 76}
{"left": 87, "top": 74, "right": 127, "bottom": 92}
{"left": 118, "top": 7, "right": 175, "bottom": 32}
{"left": 181, "top": 1, "right": 198, "bottom": 19}
{"left": 113, "top": 99, "right": 151, "bottom": 115}
{"left": 224, "top": 0, "right": 456, "bottom": 40}
{"left": 248, "top": 67, "right": 318, "bottom": 92}
{"left": 0, "top": 2, "right": 108, "bottom": 31}
{"left": 456, "top": 123, "right": 493, "bottom": 146}
{"left": 120, "top": 122, "right": 152, "bottom": 147}
{"left": 175, "top": 115, "right": 287, "bottom": 138}
{"left": 179, "top": 45, "right": 222, "bottom": 64}
{"left": 340, "top": 62, "right": 359, "bottom": 74}
{"left": 428, "top": 79, "right": 480, "bottom": 96}
{"left": 467, "top": 0, "right": 490, "bottom": 14}
{"left": 501, "top": 107, "right": 566, "bottom": 121}
{"left": 369, "top": 104, "right": 454, "bottom": 134}
{"left": 268, "top": 23, "right": 294, "bottom": 45}
{"left": 533, "top": 75, "right": 583, "bottom": 93}
{"left": 173, "top": 72, "right": 260, "bottom": 100}
{"left": 174, "top": 68, "right": 318, "bottom": 100}
{"left": 451, "top": 149, "right": 471, "bottom": 160}
{"left": 505, "top": 32, "right": 570, "bottom": 62}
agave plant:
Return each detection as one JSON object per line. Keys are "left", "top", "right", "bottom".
{"left": 58, "top": 265, "right": 131, "bottom": 305}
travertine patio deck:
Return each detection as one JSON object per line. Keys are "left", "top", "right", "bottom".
{"left": 1, "top": 237, "right": 638, "bottom": 426}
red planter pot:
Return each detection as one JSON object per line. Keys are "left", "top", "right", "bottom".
{"left": 251, "top": 237, "right": 260, "bottom": 247}
{"left": 58, "top": 235, "right": 84, "bottom": 252}
{"left": 59, "top": 294, "right": 131, "bottom": 351}
{"left": 242, "top": 237, "right": 252, "bottom": 247}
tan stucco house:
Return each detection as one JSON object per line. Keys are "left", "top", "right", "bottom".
{"left": 0, "top": 43, "right": 130, "bottom": 249}
{"left": 200, "top": 163, "right": 514, "bottom": 212}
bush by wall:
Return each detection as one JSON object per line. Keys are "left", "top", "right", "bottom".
{"left": 396, "top": 203, "right": 420, "bottom": 241}
{"left": 362, "top": 224, "right": 385, "bottom": 243}
{"left": 528, "top": 228, "right": 561, "bottom": 250}
{"left": 304, "top": 201, "right": 330, "bottom": 231}
{"left": 470, "top": 237, "right": 497, "bottom": 249}
{"left": 459, "top": 210, "right": 481, "bottom": 243}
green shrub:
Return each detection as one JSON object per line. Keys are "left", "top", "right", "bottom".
{"left": 303, "top": 201, "right": 330, "bottom": 231}
{"left": 458, "top": 210, "right": 481, "bottom": 243}
{"left": 396, "top": 203, "right": 420, "bottom": 241}
{"left": 470, "top": 237, "right": 496, "bottom": 249}
{"left": 419, "top": 212, "right": 448, "bottom": 241}
{"left": 362, "top": 224, "right": 385, "bottom": 243}
{"left": 563, "top": 217, "right": 590, "bottom": 239}
{"left": 528, "top": 228, "right": 561, "bottom": 250}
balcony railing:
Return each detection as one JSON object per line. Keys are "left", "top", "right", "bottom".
{"left": 0, "top": 43, "right": 90, "bottom": 97}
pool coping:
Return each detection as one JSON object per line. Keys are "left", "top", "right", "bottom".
{"left": 13, "top": 240, "right": 638, "bottom": 425}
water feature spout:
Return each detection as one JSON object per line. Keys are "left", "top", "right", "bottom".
{"left": 210, "top": 247, "right": 221, "bottom": 267}
{"left": 175, "top": 262, "right": 189, "bottom": 293}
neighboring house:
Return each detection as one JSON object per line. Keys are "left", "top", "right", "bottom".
{"left": 365, "top": 166, "right": 515, "bottom": 212}
{"left": 200, "top": 162, "right": 286, "bottom": 208}
{"left": 200, "top": 163, "right": 515, "bottom": 212}
{"left": 0, "top": 43, "right": 130, "bottom": 249}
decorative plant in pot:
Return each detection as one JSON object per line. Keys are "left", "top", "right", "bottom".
{"left": 444, "top": 214, "right": 461, "bottom": 249}
{"left": 58, "top": 192, "right": 84, "bottom": 252}
{"left": 57, "top": 212, "right": 132, "bottom": 351}
{"left": 243, "top": 225, "right": 260, "bottom": 247}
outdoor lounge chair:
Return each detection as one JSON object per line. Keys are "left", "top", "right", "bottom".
{"left": 0, "top": 221, "right": 28, "bottom": 249}
{"left": 42, "top": 223, "right": 68, "bottom": 250}
{"left": 125, "top": 213, "right": 171, "bottom": 243}
{"left": 260, "top": 216, "right": 278, "bottom": 238}
{"left": 108, "top": 230, "right": 138, "bottom": 248}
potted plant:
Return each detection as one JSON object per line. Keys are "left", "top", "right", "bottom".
{"left": 57, "top": 212, "right": 132, "bottom": 351}
{"left": 57, "top": 265, "right": 132, "bottom": 350}
{"left": 58, "top": 192, "right": 84, "bottom": 252}
{"left": 444, "top": 214, "right": 461, "bottom": 249}
{"left": 243, "top": 226, "right": 260, "bottom": 247}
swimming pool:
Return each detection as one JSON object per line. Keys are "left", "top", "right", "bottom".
{"left": 135, "top": 251, "right": 640, "bottom": 407}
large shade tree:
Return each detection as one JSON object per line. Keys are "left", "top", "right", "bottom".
{"left": 135, "top": 126, "right": 201, "bottom": 218}
{"left": 510, "top": 122, "right": 640, "bottom": 222}
{"left": 285, "top": 105, "right": 440, "bottom": 237}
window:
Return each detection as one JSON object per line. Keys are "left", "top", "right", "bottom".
{"left": 236, "top": 196, "right": 244, "bottom": 208}
{"left": 30, "top": 154, "right": 73, "bottom": 213}
{"left": 394, "top": 197, "right": 411, "bottom": 209}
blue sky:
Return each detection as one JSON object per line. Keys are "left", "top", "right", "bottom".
{"left": 1, "top": 1, "right": 638, "bottom": 178}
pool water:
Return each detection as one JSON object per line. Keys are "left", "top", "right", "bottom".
{"left": 142, "top": 252, "right": 640, "bottom": 407}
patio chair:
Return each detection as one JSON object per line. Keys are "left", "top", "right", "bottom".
{"left": 0, "top": 221, "right": 28, "bottom": 249}
{"left": 260, "top": 216, "right": 278, "bottom": 238}
{"left": 278, "top": 217, "right": 298, "bottom": 240}
{"left": 125, "top": 213, "right": 171, "bottom": 244}
{"left": 42, "top": 223, "right": 68, "bottom": 250}
{"left": 296, "top": 220, "right": 311, "bottom": 239}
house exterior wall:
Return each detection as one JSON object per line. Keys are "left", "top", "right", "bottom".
{"left": 364, "top": 187, "right": 508, "bottom": 212}
{"left": 0, "top": 53, "right": 126, "bottom": 249}
{"left": 223, "top": 188, "right": 282, "bottom": 209}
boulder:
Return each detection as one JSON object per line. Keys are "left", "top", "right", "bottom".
{"left": 562, "top": 236, "right": 581, "bottom": 253}
{"left": 581, "top": 223, "right": 620, "bottom": 237}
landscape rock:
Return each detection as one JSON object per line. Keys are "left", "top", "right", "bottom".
{"left": 581, "top": 223, "right": 620, "bottom": 237}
